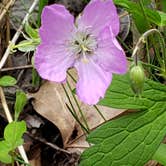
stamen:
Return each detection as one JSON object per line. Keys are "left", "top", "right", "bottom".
{"left": 68, "top": 27, "right": 97, "bottom": 62}
{"left": 81, "top": 52, "right": 89, "bottom": 63}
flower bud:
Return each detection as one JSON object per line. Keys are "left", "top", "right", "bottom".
{"left": 130, "top": 65, "right": 145, "bottom": 95}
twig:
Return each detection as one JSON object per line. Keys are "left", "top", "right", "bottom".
{"left": 0, "top": 0, "right": 39, "bottom": 70}
{"left": 0, "top": 64, "right": 33, "bottom": 72}
{"left": 119, "top": 11, "right": 129, "bottom": 18}
{"left": 27, "top": 132, "right": 71, "bottom": 155}
{"left": 0, "top": 87, "right": 29, "bottom": 164}
{"left": 0, "top": 87, "right": 13, "bottom": 122}
{"left": 0, "top": 0, "right": 15, "bottom": 22}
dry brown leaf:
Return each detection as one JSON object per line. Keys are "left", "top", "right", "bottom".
{"left": 29, "top": 69, "right": 126, "bottom": 152}
{"left": 66, "top": 104, "right": 124, "bottom": 153}
{"left": 29, "top": 81, "right": 76, "bottom": 146}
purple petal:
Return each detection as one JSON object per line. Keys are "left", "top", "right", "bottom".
{"left": 39, "top": 4, "right": 74, "bottom": 44}
{"left": 35, "top": 44, "right": 74, "bottom": 82}
{"left": 93, "top": 27, "right": 127, "bottom": 74}
{"left": 74, "top": 59, "right": 112, "bottom": 105}
{"left": 78, "top": 0, "right": 119, "bottom": 36}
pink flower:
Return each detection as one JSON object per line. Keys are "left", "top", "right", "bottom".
{"left": 35, "top": 0, "right": 127, "bottom": 105}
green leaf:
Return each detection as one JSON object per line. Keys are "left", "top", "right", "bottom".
{"left": 0, "top": 141, "right": 12, "bottom": 164}
{"left": 4, "top": 121, "right": 26, "bottom": 150}
{"left": 157, "top": 11, "right": 166, "bottom": 26}
{"left": 16, "top": 40, "right": 37, "bottom": 52}
{"left": 0, "top": 76, "right": 17, "bottom": 87}
{"left": 32, "top": 68, "right": 40, "bottom": 87}
{"left": 99, "top": 74, "right": 164, "bottom": 110}
{"left": 25, "top": 22, "right": 39, "bottom": 39}
{"left": 80, "top": 74, "right": 166, "bottom": 166}
{"left": 14, "top": 91, "right": 27, "bottom": 121}
{"left": 152, "top": 143, "right": 166, "bottom": 165}
{"left": 114, "top": 0, "right": 166, "bottom": 32}
{"left": 161, "top": 0, "right": 166, "bottom": 12}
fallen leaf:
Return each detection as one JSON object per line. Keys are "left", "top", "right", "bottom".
{"left": 29, "top": 69, "right": 125, "bottom": 151}
{"left": 29, "top": 81, "right": 76, "bottom": 146}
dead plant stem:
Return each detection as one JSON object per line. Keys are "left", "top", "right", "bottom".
{"left": 0, "top": 0, "right": 39, "bottom": 70}
{"left": 0, "top": 64, "right": 33, "bottom": 72}
{"left": 0, "top": 0, "right": 15, "bottom": 22}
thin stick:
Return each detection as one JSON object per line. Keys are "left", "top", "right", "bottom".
{"left": 0, "top": 0, "right": 15, "bottom": 22}
{"left": 27, "top": 132, "right": 71, "bottom": 155}
{"left": 0, "top": 64, "right": 33, "bottom": 72}
{"left": 0, "top": 0, "right": 39, "bottom": 70}
{"left": 0, "top": 87, "right": 29, "bottom": 164}
{"left": 0, "top": 87, "right": 13, "bottom": 122}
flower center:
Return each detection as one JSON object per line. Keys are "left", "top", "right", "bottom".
{"left": 68, "top": 28, "right": 97, "bottom": 62}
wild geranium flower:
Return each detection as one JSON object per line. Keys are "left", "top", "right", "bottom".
{"left": 35, "top": 0, "right": 127, "bottom": 105}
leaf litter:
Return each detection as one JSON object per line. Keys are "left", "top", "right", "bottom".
{"left": 29, "top": 69, "right": 125, "bottom": 154}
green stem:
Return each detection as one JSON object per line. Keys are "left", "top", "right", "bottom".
{"left": 14, "top": 155, "right": 30, "bottom": 166}
{"left": 151, "top": 36, "right": 163, "bottom": 68}
{"left": 66, "top": 81, "right": 90, "bottom": 132}
{"left": 67, "top": 68, "right": 106, "bottom": 124}
{"left": 38, "top": 0, "right": 48, "bottom": 26}
{"left": 117, "top": 36, "right": 132, "bottom": 54}
{"left": 61, "top": 84, "right": 89, "bottom": 133}
{"left": 145, "top": 40, "right": 151, "bottom": 72}
{"left": 132, "top": 29, "right": 166, "bottom": 73}
{"left": 93, "top": 105, "right": 106, "bottom": 121}
{"left": 61, "top": 84, "right": 76, "bottom": 115}
{"left": 67, "top": 70, "right": 77, "bottom": 83}
{"left": 127, "top": 57, "right": 162, "bottom": 72}
{"left": 65, "top": 103, "right": 89, "bottom": 134}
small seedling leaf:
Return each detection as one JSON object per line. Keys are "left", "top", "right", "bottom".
{"left": 14, "top": 91, "right": 27, "bottom": 120}
{"left": 0, "top": 76, "right": 17, "bottom": 87}
{"left": 25, "top": 22, "right": 39, "bottom": 39}
{"left": 4, "top": 121, "right": 26, "bottom": 150}
{"left": 0, "top": 141, "right": 12, "bottom": 164}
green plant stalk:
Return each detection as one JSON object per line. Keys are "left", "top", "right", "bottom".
{"left": 152, "top": 32, "right": 166, "bottom": 72}
{"left": 93, "top": 105, "right": 106, "bottom": 121}
{"left": 61, "top": 84, "right": 77, "bottom": 115}
{"left": 132, "top": 29, "right": 166, "bottom": 77}
{"left": 67, "top": 70, "right": 77, "bottom": 83}
{"left": 65, "top": 103, "right": 89, "bottom": 134}
{"left": 61, "top": 84, "right": 89, "bottom": 134}
{"left": 127, "top": 57, "right": 162, "bottom": 72}
{"left": 66, "top": 81, "right": 90, "bottom": 132}
{"left": 14, "top": 155, "right": 31, "bottom": 166}
{"left": 145, "top": 40, "right": 151, "bottom": 73}
{"left": 145, "top": 38, "right": 161, "bottom": 81}
{"left": 152, "top": 143, "right": 166, "bottom": 165}
{"left": 151, "top": 36, "right": 163, "bottom": 68}
{"left": 38, "top": 0, "right": 48, "bottom": 26}
{"left": 67, "top": 71, "right": 106, "bottom": 123}
{"left": 117, "top": 36, "right": 132, "bottom": 54}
